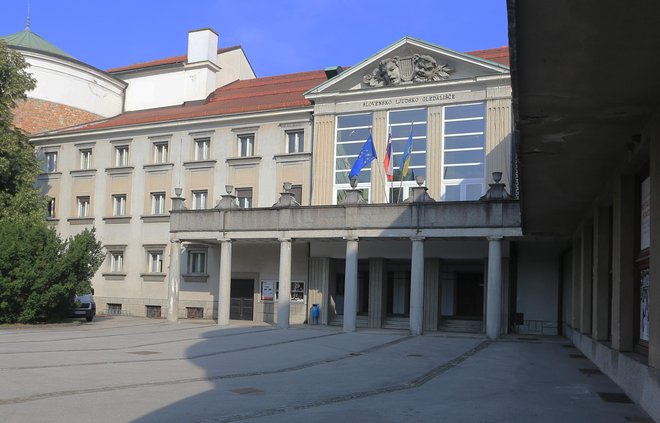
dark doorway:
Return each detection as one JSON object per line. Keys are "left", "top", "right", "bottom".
{"left": 386, "top": 271, "right": 410, "bottom": 316}
{"left": 455, "top": 272, "right": 484, "bottom": 318}
{"left": 230, "top": 279, "right": 254, "bottom": 320}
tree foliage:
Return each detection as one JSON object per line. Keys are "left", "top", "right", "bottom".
{"left": 0, "top": 41, "right": 104, "bottom": 323}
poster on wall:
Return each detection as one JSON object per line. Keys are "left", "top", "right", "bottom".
{"left": 641, "top": 176, "right": 651, "bottom": 250}
{"left": 640, "top": 268, "right": 650, "bottom": 342}
{"left": 261, "top": 280, "right": 275, "bottom": 301}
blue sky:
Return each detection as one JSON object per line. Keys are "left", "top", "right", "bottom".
{"left": 0, "top": 0, "right": 508, "bottom": 77}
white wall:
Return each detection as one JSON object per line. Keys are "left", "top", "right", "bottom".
{"left": 516, "top": 241, "right": 565, "bottom": 322}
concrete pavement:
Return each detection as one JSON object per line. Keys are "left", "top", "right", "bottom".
{"left": 0, "top": 316, "right": 653, "bottom": 422}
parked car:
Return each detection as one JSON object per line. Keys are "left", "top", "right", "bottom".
{"left": 72, "top": 293, "right": 96, "bottom": 322}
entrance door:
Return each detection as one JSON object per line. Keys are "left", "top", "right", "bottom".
{"left": 455, "top": 272, "right": 484, "bottom": 318}
{"left": 230, "top": 279, "right": 254, "bottom": 320}
{"left": 386, "top": 271, "right": 410, "bottom": 316}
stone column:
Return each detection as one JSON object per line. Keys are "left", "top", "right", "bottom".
{"left": 218, "top": 239, "right": 232, "bottom": 326}
{"left": 486, "top": 237, "right": 503, "bottom": 339}
{"left": 368, "top": 258, "right": 385, "bottom": 328}
{"left": 343, "top": 237, "right": 359, "bottom": 332}
{"left": 278, "top": 238, "right": 292, "bottom": 329}
{"left": 592, "top": 205, "right": 611, "bottom": 341}
{"left": 410, "top": 237, "right": 425, "bottom": 335}
{"left": 612, "top": 175, "right": 635, "bottom": 351}
{"left": 167, "top": 239, "right": 182, "bottom": 322}
{"left": 580, "top": 223, "right": 594, "bottom": 334}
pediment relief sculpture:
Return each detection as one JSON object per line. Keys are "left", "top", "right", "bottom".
{"left": 363, "top": 54, "right": 453, "bottom": 87}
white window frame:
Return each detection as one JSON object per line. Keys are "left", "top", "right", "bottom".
{"left": 333, "top": 113, "right": 373, "bottom": 204}
{"left": 77, "top": 196, "right": 90, "bottom": 217}
{"left": 187, "top": 251, "right": 207, "bottom": 275}
{"left": 112, "top": 194, "right": 127, "bottom": 216}
{"left": 192, "top": 190, "right": 208, "bottom": 210}
{"left": 194, "top": 137, "right": 210, "bottom": 161}
{"left": 45, "top": 152, "right": 57, "bottom": 172}
{"left": 148, "top": 250, "right": 164, "bottom": 273}
{"left": 236, "top": 187, "right": 253, "bottom": 208}
{"left": 238, "top": 134, "right": 254, "bottom": 157}
{"left": 152, "top": 142, "right": 169, "bottom": 164}
{"left": 151, "top": 192, "right": 166, "bottom": 215}
{"left": 47, "top": 197, "right": 56, "bottom": 218}
{"left": 79, "top": 148, "right": 93, "bottom": 170}
{"left": 286, "top": 130, "right": 304, "bottom": 153}
{"left": 441, "top": 102, "right": 487, "bottom": 201}
{"left": 110, "top": 252, "right": 124, "bottom": 273}
{"left": 115, "top": 145, "right": 129, "bottom": 167}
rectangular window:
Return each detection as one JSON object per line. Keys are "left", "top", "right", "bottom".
{"left": 192, "top": 190, "right": 208, "bottom": 210}
{"left": 188, "top": 251, "right": 206, "bottom": 274}
{"left": 290, "top": 184, "right": 303, "bottom": 205}
{"left": 236, "top": 188, "right": 253, "bottom": 208}
{"left": 148, "top": 251, "right": 164, "bottom": 273}
{"left": 151, "top": 192, "right": 166, "bottom": 215}
{"left": 45, "top": 152, "right": 57, "bottom": 172}
{"left": 238, "top": 134, "right": 254, "bottom": 157}
{"left": 47, "top": 197, "right": 56, "bottom": 218}
{"left": 110, "top": 252, "right": 124, "bottom": 273}
{"left": 115, "top": 145, "right": 129, "bottom": 167}
{"left": 442, "top": 102, "right": 487, "bottom": 201}
{"left": 195, "top": 137, "right": 210, "bottom": 161}
{"left": 287, "top": 131, "right": 304, "bottom": 153}
{"left": 153, "top": 142, "right": 168, "bottom": 164}
{"left": 77, "top": 196, "right": 90, "bottom": 217}
{"left": 335, "top": 113, "right": 373, "bottom": 203}
{"left": 79, "top": 149, "right": 92, "bottom": 170}
{"left": 112, "top": 194, "right": 127, "bottom": 216}
{"left": 387, "top": 108, "right": 428, "bottom": 202}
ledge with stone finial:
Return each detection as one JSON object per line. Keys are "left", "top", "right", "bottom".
{"left": 215, "top": 184, "right": 240, "bottom": 210}
{"left": 480, "top": 172, "right": 512, "bottom": 201}
{"left": 340, "top": 177, "right": 367, "bottom": 205}
{"left": 272, "top": 182, "right": 300, "bottom": 208}
{"left": 171, "top": 187, "right": 187, "bottom": 211}
{"left": 404, "top": 175, "right": 435, "bottom": 203}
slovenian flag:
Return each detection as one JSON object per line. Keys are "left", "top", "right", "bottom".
{"left": 384, "top": 131, "right": 393, "bottom": 181}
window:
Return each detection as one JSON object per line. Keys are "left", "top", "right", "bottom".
{"left": 47, "top": 197, "right": 56, "bottom": 218}
{"left": 192, "top": 190, "right": 208, "bottom": 210}
{"left": 236, "top": 188, "right": 253, "bottom": 208}
{"left": 287, "top": 131, "right": 304, "bottom": 153}
{"left": 148, "top": 250, "right": 164, "bottom": 273}
{"left": 77, "top": 196, "right": 90, "bottom": 217}
{"left": 112, "top": 194, "right": 127, "bottom": 216}
{"left": 45, "top": 152, "right": 57, "bottom": 172}
{"left": 387, "top": 108, "right": 428, "bottom": 202}
{"left": 79, "top": 149, "right": 92, "bottom": 170}
{"left": 238, "top": 134, "right": 254, "bottom": 157}
{"left": 290, "top": 184, "right": 303, "bottom": 205}
{"left": 151, "top": 192, "right": 166, "bottom": 215}
{"left": 188, "top": 251, "right": 206, "bottom": 274}
{"left": 115, "top": 145, "right": 129, "bottom": 167}
{"left": 442, "top": 103, "right": 487, "bottom": 201}
{"left": 153, "top": 142, "right": 168, "bottom": 164}
{"left": 110, "top": 252, "right": 124, "bottom": 273}
{"left": 194, "top": 137, "right": 210, "bottom": 160}
{"left": 334, "top": 113, "right": 373, "bottom": 203}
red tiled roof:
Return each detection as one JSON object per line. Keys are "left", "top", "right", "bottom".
{"left": 107, "top": 46, "right": 241, "bottom": 73}
{"left": 62, "top": 70, "right": 327, "bottom": 133}
{"left": 466, "top": 46, "right": 509, "bottom": 66}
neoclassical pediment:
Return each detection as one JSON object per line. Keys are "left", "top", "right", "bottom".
{"left": 305, "top": 37, "right": 508, "bottom": 97}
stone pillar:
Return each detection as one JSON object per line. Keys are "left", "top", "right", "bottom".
{"left": 167, "top": 239, "right": 182, "bottom": 322}
{"left": 308, "top": 257, "right": 330, "bottom": 325}
{"left": 592, "top": 205, "right": 611, "bottom": 341}
{"left": 612, "top": 175, "right": 635, "bottom": 351}
{"left": 571, "top": 234, "right": 581, "bottom": 331}
{"left": 410, "top": 237, "right": 425, "bottom": 335}
{"left": 486, "top": 237, "right": 503, "bottom": 339}
{"left": 580, "top": 223, "right": 594, "bottom": 334}
{"left": 278, "top": 238, "right": 292, "bottom": 329}
{"left": 649, "top": 137, "right": 660, "bottom": 369}
{"left": 368, "top": 258, "right": 385, "bottom": 328}
{"left": 424, "top": 259, "right": 440, "bottom": 332}
{"left": 343, "top": 237, "right": 359, "bottom": 332}
{"left": 218, "top": 239, "right": 232, "bottom": 326}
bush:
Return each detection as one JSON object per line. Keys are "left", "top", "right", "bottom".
{"left": 0, "top": 221, "right": 103, "bottom": 323}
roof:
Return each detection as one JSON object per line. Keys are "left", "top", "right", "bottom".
{"left": 56, "top": 70, "right": 328, "bottom": 133}
{"left": 0, "top": 28, "right": 73, "bottom": 59}
{"left": 107, "top": 46, "right": 242, "bottom": 73}
{"left": 466, "top": 47, "right": 509, "bottom": 66}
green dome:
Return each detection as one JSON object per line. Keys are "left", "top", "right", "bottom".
{"left": 0, "top": 28, "right": 74, "bottom": 59}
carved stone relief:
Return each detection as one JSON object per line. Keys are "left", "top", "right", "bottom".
{"left": 363, "top": 54, "right": 453, "bottom": 87}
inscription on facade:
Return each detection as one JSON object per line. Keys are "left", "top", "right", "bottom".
{"left": 361, "top": 93, "right": 458, "bottom": 109}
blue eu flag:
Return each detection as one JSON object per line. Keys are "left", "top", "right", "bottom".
{"left": 349, "top": 135, "right": 377, "bottom": 179}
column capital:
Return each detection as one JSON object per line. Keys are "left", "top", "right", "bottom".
{"left": 487, "top": 236, "right": 503, "bottom": 242}
{"left": 410, "top": 236, "right": 426, "bottom": 242}
{"left": 343, "top": 236, "right": 359, "bottom": 242}
{"left": 217, "top": 238, "right": 232, "bottom": 244}
{"left": 278, "top": 237, "right": 292, "bottom": 243}
{"left": 171, "top": 238, "right": 182, "bottom": 244}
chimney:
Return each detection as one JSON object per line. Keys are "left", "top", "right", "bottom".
{"left": 184, "top": 28, "right": 221, "bottom": 103}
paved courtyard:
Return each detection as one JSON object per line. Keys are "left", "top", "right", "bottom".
{"left": 0, "top": 316, "right": 653, "bottom": 423}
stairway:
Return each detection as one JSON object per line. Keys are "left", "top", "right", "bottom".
{"left": 383, "top": 316, "right": 410, "bottom": 330}
{"left": 439, "top": 318, "right": 484, "bottom": 334}
{"left": 329, "top": 314, "right": 369, "bottom": 328}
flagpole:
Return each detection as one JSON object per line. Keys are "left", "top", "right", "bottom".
{"left": 398, "top": 121, "right": 414, "bottom": 203}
